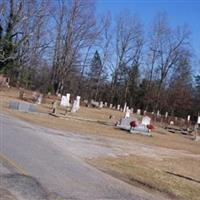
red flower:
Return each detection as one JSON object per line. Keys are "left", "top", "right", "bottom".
{"left": 147, "top": 124, "right": 155, "bottom": 130}
{"left": 130, "top": 121, "right": 137, "bottom": 128}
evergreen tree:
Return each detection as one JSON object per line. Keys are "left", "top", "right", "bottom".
{"left": 87, "top": 50, "right": 105, "bottom": 100}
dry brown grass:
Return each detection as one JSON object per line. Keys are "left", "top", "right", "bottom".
{"left": 1, "top": 87, "right": 200, "bottom": 200}
{"left": 88, "top": 155, "right": 200, "bottom": 200}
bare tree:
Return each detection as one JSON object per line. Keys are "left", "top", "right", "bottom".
{"left": 146, "top": 13, "right": 191, "bottom": 110}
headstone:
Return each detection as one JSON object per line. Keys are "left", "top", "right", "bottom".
{"left": 60, "top": 95, "right": 67, "bottom": 106}
{"left": 187, "top": 115, "right": 191, "bottom": 122}
{"left": 116, "top": 117, "right": 132, "bottom": 130}
{"left": 109, "top": 104, "right": 112, "bottom": 108}
{"left": 9, "top": 101, "right": 19, "bottom": 110}
{"left": 18, "top": 102, "right": 30, "bottom": 112}
{"left": 125, "top": 109, "right": 131, "bottom": 118}
{"left": 143, "top": 110, "right": 147, "bottom": 115}
{"left": 32, "top": 91, "right": 38, "bottom": 101}
{"left": 197, "top": 116, "right": 200, "bottom": 124}
{"left": 130, "top": 124, "right": 151, "bottom": 136}
{"left": 126, "top": 106, "right": 129, "bottom": 111}
{"left": 137, "top": 109, "right": 141, "bottom": 115}
{"left": 141, "top": 116, "right": 151, "bottom": 126}
{"left": 76, "top": 96, "right": 81, "bottom": 110}
{"left": 165, "top": 112, "right": 168, "bottom": 118}
{"left": 170, "top": 121, "right": 174, "bottom": 125}
{"left": 71, "top": 100, "right": 78, "bottom": 113}
{"left": 66, "top": 93, "right": 70, "bottom": 107}
{"left": 9, "top": 101, "right": 37, "bottom": 112}
{"left": 36, "top": 94, "right": 43, "bottom": 104}
{"left": 123, "top": 102, "right": 127, "bottom": 112}
{"left": 130, "top": 108, "right": 134, "bottom": 113}
{"left": 99, "top": 101, "right": 103, "bottom": 108}
{"left": 117, "top": 104, "right": 120, "bottom": 110}
{"left": 29, "top": 104, "right": 37, "bottom": 112}
{"left": 157, "top": 110, "right": 160, "bottom": 116}
{"left": 71, "top": 96, "right": 81, "bottom": 113}
{"left": 91, "top": 100, "right": 99, "bottom": 107}
{"left": 57, "top": 93, "right": 61, "bottom": 97}
{"left": 104, "top": 102, "right": 107, "bottom": 107}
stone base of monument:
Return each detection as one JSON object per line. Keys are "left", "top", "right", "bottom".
{"left": 130, "top": 124, "right": 152, "bottom": 136}
{"left": 116, "top": 117, "right": 133, "bottom": 131}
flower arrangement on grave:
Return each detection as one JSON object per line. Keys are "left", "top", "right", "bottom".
{"left": 130, "top": 120, "right": 138, "bottom": 128}
{"left": 147, "top": 124, "right": 155, "bottom": 130}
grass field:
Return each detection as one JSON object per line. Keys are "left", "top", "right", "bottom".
{"left": 1, "top": 87, "right": 200, "bottom": 200}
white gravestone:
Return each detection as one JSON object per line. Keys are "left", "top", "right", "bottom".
{"left": 60, "top": 95, "right": 68, "bottom": 107}
{"left": 99, "top": 101, "right": 103, "bottom": 108}
{"left": 187, "top": 115, "right": 191, "bottom": 122}
{"left": 71, "top": 100, "right": 77, "bottom": 113}
{"left": 109, "top": 104, "right": 112, "bottom": 108}
{"left": 104, "top": 102, "right": 107, "bottom": 107}
{"left": 197, "top": 116, "right": 200, "bottom": 124}
{"left": 143, "top": 110, "right": 147, "bottom": 115}
{"left": 125, "top": 109, "right": 131, "bottom": 118}
{"left": 76, "top": 96, "right": 81, "bottom": 110}
{"left": 165, "top": 112, "right": 168, "bottom": 118}
{"left": 66, "top": 93, "right": 70, "bottom": 107}
{"left": 117, "top": 104, "right": 120, "bottom": 110}
{"left": 141, "top": 116, "right": 151, "bottom": 126}
{"left": 71, "top": 96, "right": 81, "bottom": 113}
{"left": 36, "top": 94, "right": 43, "bottom": 104}
{"left": 130, "top": 108, "right": 134, "bottom": 113}
{"left": 123, "top": 102, "right": 127, "bottom": 112}
{"left": 137, "top": 109, "right": 141, "bottom": 115}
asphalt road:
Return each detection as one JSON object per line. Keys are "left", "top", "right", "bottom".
{"left": 0, "top": 114, "right": 168, "bottom": 200}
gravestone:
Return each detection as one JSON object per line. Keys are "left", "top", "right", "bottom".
{"left": 117, "top": 104, "right": 120, "bottom": 110}
{"left": 29, "top": 104, "right": 37, "bottom": 112}
{"left": 36, "top": 94, "right": 43, "bottom": 104}
{"left": 109, "top": 104, "right": 112, "bottom": 108}
{"left": 91, "top": 100, "right": 99, "bottom": 107}
{"left": 52, "top": 100, "right": 58, "bottom": 114}
{"left": 187, "top": 115, "right": 191, "bottom": 122}
{"left": 123, "top": 102, "right": 127, "bottom": 112}
{"left": 9, "top": 101, "right": 19, "bottom": 110}
{"left": 130, "top": 124, "right": 151, "bottom": 136}
{"left": 157, "top": 110, "right": 160, "bottom": 116}
{"left": 116, "top": 117, "right": 132, "bottom": 130}
{"left": 125, "top": 109, "right": 131, "bottom": 118}
{"left": 165, "top": 112, "right": 168, "bottom": 118}
{"left": 143, "top": 110, "right": 147, "bottom": 115}
{"left": 76, "top": 96, "right": 81, "bottom": 110}
{"left": 66, "top": 93, "right": 70, "bottom": 107}
{"left": 99, "top": 101, "right": 103, "bottom": 108}
{"left": 141, "top": 116, "right": 151, "bottom": 126}
{"left": 18, "top": 102, "right": 30, "bottom": 112}
{"left": 197, "top": 116, "right": 200, "bottom": 124}
{"left": 71, "top": 96, "right": 81, "bottom": 113}
{"left": 60, "top": 95, "right": 68, "bottom": 107}
{"left": 137, "top": 109, "right": 141, "bottom": 115}
{"left": 71, "top": 100, "right": 78, "bottom": 113}
{"left": 104, "top": 102, "right": 107, "bottom": 107}
{"left": 9, "top": 101, "right": 37, "bottom": 113}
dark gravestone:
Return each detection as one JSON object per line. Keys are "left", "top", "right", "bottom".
{"left": 9, "top": 101, "right": 19, "bottom": 110}
{"left": 18, "top": 102, "right": 30, "bottom": 112}
{"left": 9, "top": 101, "right": 37, "bottom": 113}
{"left": 29, "top": 104, "right": 37, "bottom": 112}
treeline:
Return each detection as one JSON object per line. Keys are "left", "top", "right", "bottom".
{"left": 0, "top": 0, "right": 199, "bottom": 119}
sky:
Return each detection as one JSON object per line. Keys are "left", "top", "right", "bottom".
{"left": 96, "top": 0, "right": 200, "bottom": 74}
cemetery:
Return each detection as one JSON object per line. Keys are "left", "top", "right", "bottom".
{"left": 1, "top": 87, "right": 200, "bottom": 200}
